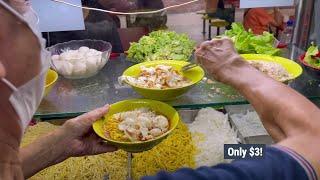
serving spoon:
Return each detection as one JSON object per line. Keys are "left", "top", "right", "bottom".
{"left": 181, "top": 63, "right": 199, "bottom": 72}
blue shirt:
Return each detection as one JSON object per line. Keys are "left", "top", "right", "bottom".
{"left": 142, "top": 146, "right": 317, "bottom": 180}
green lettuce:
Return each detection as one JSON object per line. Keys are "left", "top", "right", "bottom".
{"left": 304, "top": 44, "right": 320, "bottom": 68}
{"left": 127, "top": 30, "right": 195, "bottom": 63}
{"left": 225, "top": 23, "right": 281, "bottom": 56}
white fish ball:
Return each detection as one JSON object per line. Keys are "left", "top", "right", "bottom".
{"left": 85, "top": 51, "right": 96, "bottom": 57}
{"left": 68, "top": 50, "right": 79, "bottom": 56}
{"left": 79, "top": 46, "right": 90, "bottom": 53}
{"left": 89, "top": 48, "right": 98, "bottom": 54}
{"left": 59, "top": 61, "right": 73, "bottom": 76}
{"left": 94, "top": 50, "right": 102, "bottom": 56}
{"left": 59, "top": 52, "right": 69, "bottom": 61}
{"left": 73, "top": 62, "right": 87, "bottom": 76}
{"left": 86, "top": 57, "right": 99, "bottom": 74}
{"left": 52, "top": 59, "right": 63, "bottom": 70}
{"left": 77, "top": 51, "right": 86, "bottom": 58}
{"left": 95, "top": 56, "right": 102, "bottom": 67}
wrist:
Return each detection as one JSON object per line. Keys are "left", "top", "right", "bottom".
{"left": 47, "top": 128, "right": 72, "bottom": 162}
{"left": 20, "top": 128, "right": 70, "bottom": 178}
{"left": 213, "top": 55, "right": 251, "bottom": 84}
{"left": 0, "top": 141, "right": 20, "bottom": 164}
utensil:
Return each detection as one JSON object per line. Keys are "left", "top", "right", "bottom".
{"left": 181, "top": 63, "right": 198, "bottom": 72}
{"left": 127, "top": 152, "right": 132, "bottom": 180}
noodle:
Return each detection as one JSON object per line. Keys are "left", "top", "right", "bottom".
{"left": 104, "top": 117, "right": 124, "bottom": 141}
{"left": 22, "top": 121, "right": 197, "bottom": 180}
{"left": 132, "top": 122, "right": 197, "bottom": 179}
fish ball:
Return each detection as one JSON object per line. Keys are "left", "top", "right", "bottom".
{"left": 73, "top": 62, "right": 87, "bottom": 76}
{"left": 86, "top": 57, "right": 99, "bottom": 74}
{"left": 59, "top": 61, "right": 73, "bottom": 76}
{"left": 79, "top": 46, "right": 90, "bottom": 53}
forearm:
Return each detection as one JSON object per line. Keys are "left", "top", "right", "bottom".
{"left": 221, "top": 58, "right": 320, "bottom": 141}
{"left": 223, "top": 60, "right": 320, "bottom": 174}
{"left": 196, "top": 38, "right": 320, "bottom": 177}
{"left": 19, "top": 128, "right": 69, "bottom": 178}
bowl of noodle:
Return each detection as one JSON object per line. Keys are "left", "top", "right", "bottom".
{"left": 93, "top": 99, "right": 180, "bottom": 152}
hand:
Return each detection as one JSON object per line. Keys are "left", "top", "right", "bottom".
{"left": 195, "top": 38, "right": 248, "bottom": 83}
{"left": 59, "top": 105, "right": 117, "bottom": 157}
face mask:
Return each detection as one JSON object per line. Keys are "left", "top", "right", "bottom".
{"left": 0, "top": 1, "right": 50, "bottom": 133}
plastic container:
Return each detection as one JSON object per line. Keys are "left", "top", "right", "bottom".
{"left": 280, "top": 20, "right": 294, "bottom": 45}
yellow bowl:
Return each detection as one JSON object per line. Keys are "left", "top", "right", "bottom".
{"left": 241, "top": 54, "right": 303, "bottom": 82}
{"left": 92, "top": 99, "right": 180, "bottom": 153}
{"left": 44, "top": 69, "right": 58, "bottom": 96}
{"left": 122, "top": 60, "right": 205, "bottom": 101}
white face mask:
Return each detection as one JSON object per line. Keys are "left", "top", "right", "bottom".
{"left": 0, "top": 1, "right": 50, "bottom": 133}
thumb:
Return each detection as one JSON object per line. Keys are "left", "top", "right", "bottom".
{"left": 76, "top": 104, "right": 110, "bottom": 126}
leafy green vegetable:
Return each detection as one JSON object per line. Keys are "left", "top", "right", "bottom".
{"left": 127, "top": 30, "right": 195, "bottom": 63}
{"left": 304, "top": 44, "right": 320, "bottom": 68}
{"left": 225, "top": 23, "right": 281, "bottom": 56}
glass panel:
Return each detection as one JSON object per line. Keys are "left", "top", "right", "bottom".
{"left": 35, "top": 53, "right": 320, "bottom": 119}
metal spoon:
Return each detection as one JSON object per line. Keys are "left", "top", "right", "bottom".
{"left": 181, "top": 63, "right": 198, "bottom": 72}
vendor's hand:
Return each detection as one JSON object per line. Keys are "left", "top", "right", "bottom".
{"left": 195, "top": 38, "right": 248, "bottom": 83}
{"left": 60, "top": 105, "right": 117, "bottom": 157}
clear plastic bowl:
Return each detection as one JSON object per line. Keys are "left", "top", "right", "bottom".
{"left": 48, "top": 39, "right": 112, "bottom": 79}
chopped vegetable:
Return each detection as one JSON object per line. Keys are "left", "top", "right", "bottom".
{"left": 127, "top": 30, "right": 195, "bottom": 62}
{"left": 225, "top": 23, "right": 281, "bottom": 56}
{"left": 304, "top": 44, "right": 320, "bottom": 68}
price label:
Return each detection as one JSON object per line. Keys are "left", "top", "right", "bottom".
{"left": 224, "top": 144, "right": 265, "bottom": 160}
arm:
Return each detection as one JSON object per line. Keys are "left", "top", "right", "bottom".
{"left": 20, "top": 105, "right": 117, "bottom": 178}
{"left": 195, "top": 38, "right": 320, "bottom": 176}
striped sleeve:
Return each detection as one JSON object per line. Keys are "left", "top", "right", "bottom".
{"left": 273, "top": 145, "right": 318, "bottom": 180}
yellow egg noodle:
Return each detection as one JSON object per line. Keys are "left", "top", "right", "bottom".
{"left": 22, "top": 121, "right": 197, "bottom": 180}
{"left": 104, "top": 117, "right": 124, "bottom": 141}
{"left": 132, "top": 122, "right": 197, "bottom": 179}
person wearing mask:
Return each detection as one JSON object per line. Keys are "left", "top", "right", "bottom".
{"left": 244, "top": 7, "right": 284, "bottom": 35}
{"left": 1, "top": 1, "right": 320, "bottom": 180}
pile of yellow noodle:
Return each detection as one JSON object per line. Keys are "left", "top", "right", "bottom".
{"left": 132, "top": 122, "right": 197, "bottom": 179}
{"left": 21, "top": 121, "right": 197, "bottom": 180}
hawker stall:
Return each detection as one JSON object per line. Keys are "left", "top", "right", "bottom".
{"left": 21, "top": 0, "right": 320, "bottom": 179}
